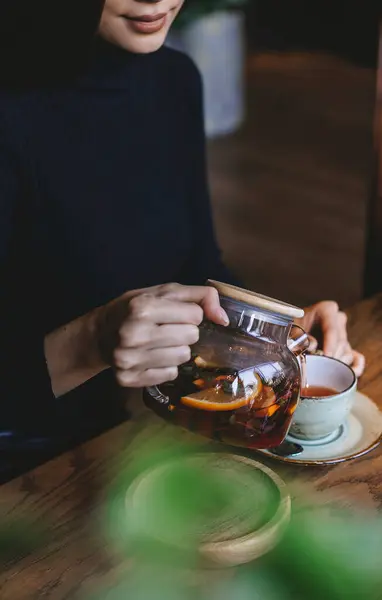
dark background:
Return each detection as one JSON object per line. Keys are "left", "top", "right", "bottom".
{"left": 246, "top": 0, "right": 380, "bottom": 67}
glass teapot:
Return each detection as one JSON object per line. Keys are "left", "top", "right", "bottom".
{"left": 145, "top": 281, "right": 309, "bottom": 450}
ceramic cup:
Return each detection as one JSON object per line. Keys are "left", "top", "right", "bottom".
{"left": 290, "top": 355, "right": 357, "bottom": 443}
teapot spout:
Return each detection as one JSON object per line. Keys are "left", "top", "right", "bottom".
{"left": 288, "top": 325, "right": 310, "bottom": 356}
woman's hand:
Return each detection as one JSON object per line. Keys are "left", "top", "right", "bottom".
{"left": 97, "top": 283, "right": 228, "bottom": 388}
{"left": 295, "top": 301, "right": 365, "bottom": 377}
{"left": 46, "top": 283, "right": 227, "bottom": 397}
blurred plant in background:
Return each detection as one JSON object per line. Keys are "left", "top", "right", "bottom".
{"left": 87, "top": 429, "right": 382, "bottom": 600}
{"left": 2, "top": 429, "right": 381, "bottom": 599}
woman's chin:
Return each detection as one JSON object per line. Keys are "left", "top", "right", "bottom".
{"left": 123, "top": 34, "right": 169, "bottom": 54}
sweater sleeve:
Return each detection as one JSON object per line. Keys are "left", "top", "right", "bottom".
{"left": 179, "top": 57, "right": 242, "bottom": 287}
{"left": 0, "top": 116, "right": 55, "bottom": 434}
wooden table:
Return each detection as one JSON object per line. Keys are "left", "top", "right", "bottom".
{"left": 1, "top": 294, "right": 382, "bottom": 600}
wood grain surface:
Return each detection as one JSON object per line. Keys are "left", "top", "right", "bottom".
{"left": 1, "top": 294, "right": 382, "bottom": 599}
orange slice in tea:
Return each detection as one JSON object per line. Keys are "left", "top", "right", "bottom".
{"left": 181, "top": 388, "right": 250, "bottom": 412}
{"left": 181, "top": 373, "right": 263, "bottom": 412}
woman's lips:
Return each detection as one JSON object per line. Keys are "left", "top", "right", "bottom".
{"left": 125, "top": 13, "right": 168, "bottom": 35}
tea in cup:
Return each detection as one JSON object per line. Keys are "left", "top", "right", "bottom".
{"left": 290, "top": 355, "right": 357, "bottom": 442}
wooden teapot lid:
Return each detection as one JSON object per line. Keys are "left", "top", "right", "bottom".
{"left": 208, "top": 280, "right": 304, "bottom": 320}
{"left": 124, "top": 452, "right": 291, "bottom": 568}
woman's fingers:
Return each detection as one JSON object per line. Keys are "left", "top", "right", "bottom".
{"left": 333, "top": 337, "right": 353, "bottom": 362}
{"left": 337, "top": 346, "right": 365, "bottom": 377}
{"left": 115, "top": 342, "right": 196, "bottom": 387}
{"left": 152, "top": 324, "right": 200, "bottom": 348}
{"left": 128, "top": 294, "right": 204, "bottom": 326}
{"left": 320, "top": 304, "right": 342, "bottom": 357}
{"left": 300, "top": 302, "right": 365, "bottom": 378}
{"left": 351, "top": 351, "right": 366, "bottom": 378}
{"left": 307, "top": 335, "right": 318, "bottom": 353}
{"left": 334, "top": 344, "right": 355, "bottom": 367}
{"left": 119, "top": 322, "right": 199, "bottom": 350}
{"left": 114, "top": 345, "right": 191, "bottom": 371}
{"left": 116, "top": 366, "right": 179, "bottom": 388}
{"left": 155, "top": 283, "right": 229, "bottom": 326}
{"left": 331, "top": 312, "right": 348, "bottom": 360}
{"left": 320, "top": 311, "right": 365, "bottom": 376}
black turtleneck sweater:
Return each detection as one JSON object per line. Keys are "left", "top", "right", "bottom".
{"left": 0, "top": 41, "right": 235, "bottom": 454}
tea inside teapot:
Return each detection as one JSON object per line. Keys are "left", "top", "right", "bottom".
{"left": 145, "top": 281, "right": 306, "bottom": 450}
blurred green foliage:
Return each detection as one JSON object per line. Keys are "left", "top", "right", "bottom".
{"left": 94, "top": 508, "right": 382, "bottom": 600}
{"left": 2, "top": 429, "right": 381, "bottom": 599}
{"left": 93, "top": 430, "right": 382, "bottom": 599}
{"left": 264, "top": 511, "right": 382, "bottom": 599}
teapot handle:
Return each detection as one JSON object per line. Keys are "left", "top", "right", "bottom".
{"left": 146, "top": 386, "right": 170, "bottom": 406}
{"left": 288, "top": 325, "right": 310, "bottom": 356}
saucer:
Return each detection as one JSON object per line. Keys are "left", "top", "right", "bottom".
{"left": 256, "top": 392, "right": 382, "bottom": 466}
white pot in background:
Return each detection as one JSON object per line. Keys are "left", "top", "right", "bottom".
{"left": 167, "top": 11, "right": 246, "bottom": 138}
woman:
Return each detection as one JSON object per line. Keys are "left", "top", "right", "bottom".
{"left": 0, "top": 1, "right": 364, "bottom": 456}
